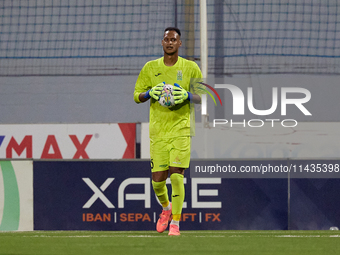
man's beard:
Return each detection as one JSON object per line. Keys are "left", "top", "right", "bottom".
{"left": 164, "top": 49, "right": 177, "bottom": 56}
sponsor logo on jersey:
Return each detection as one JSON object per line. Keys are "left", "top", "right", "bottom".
{"left": 177, "top": 70, "right": 182, "bottom": 81}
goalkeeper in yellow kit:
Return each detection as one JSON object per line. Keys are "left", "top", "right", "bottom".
{"left": 134, "top": 27, "right": 202, "bottom": 236}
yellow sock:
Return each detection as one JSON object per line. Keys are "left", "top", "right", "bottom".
{"left": 170, "top": 173, "right": 185, "bottom": 219}
{"left": 172, "top": 214, "right": 181, "bottom": 221}
{"left": 162, "top": 200, "right": 170, "bottom": 208}
{"left": 152, "top": 180, "right": 169, "bottom": 207}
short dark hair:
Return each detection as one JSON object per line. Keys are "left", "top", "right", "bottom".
{"left": 164, "top": 27, "right": 181, "bottom": 36}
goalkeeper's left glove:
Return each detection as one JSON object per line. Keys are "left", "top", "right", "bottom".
{"left": 173, "top": 83, "right": 192, "bottom": 104}
{"left": 144, "top": 82, "right": 165, "bottom": 100}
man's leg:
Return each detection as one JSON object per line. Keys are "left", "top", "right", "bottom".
{"left": 150, "top": 138, "right": 172, "bottom": 233}
{"left": 152, "top": 170, "right": 172, "bottom": 233}
{"left": 168, "top": 136, "right": 190, "bottom": 236}
{"left": 152, "top": 170, "right": 169, "bottom": 207}
{"left": 170, "top": 168, "right": 185, "bottom": 221}
{"left": 168, "top": 167, "right": 185, "bottom": 236}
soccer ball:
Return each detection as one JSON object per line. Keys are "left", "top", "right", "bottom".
{"left": 158, "top": 84, "right": 175, "bottom": 108}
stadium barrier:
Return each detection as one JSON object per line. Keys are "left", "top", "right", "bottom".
{"left": 2, "top": 159, "right": 339, "bottom": 231}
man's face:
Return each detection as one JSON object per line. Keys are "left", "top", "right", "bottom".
{"left": 162, "top": 30, "right": 182, "bottom": 55}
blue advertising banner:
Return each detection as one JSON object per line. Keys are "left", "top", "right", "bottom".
{"left": 290, "top": 178, "right": 340, "bottom": 230}
{"left": 33, "top": 160, "right": 288, "bottom": 230}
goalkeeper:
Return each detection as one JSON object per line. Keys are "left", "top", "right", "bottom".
{"left": 134, "top": 27, "right": 202, "bottom": 236}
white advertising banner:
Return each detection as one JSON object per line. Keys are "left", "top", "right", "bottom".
{"left": 0, "top": 124, "right": 135, "bottom": 159}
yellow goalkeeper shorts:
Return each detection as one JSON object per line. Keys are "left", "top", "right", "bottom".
{"left": 150, "top": 136, "right": 191, "bottom": 172}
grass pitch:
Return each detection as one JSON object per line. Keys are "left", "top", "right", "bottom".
{"left": 0, "top": 230, "right": 339, "bottom": 255}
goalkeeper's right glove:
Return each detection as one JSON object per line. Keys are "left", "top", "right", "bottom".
{"left": 173, "top": 83, "right": 192, "bottom": 104}
{"left": 144, "top": 82, "right": 165, "bottom": 100}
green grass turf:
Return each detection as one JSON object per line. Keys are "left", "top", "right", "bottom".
{"left": 0, "top": 230, "right": 339, "bottom": 255}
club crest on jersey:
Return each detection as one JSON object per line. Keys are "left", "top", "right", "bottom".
{"left": 177, "top": 70, "right": 183, "bottom": 81}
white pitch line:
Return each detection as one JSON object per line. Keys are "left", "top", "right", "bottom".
{"left": 193, "top": 235, "right": 225, "bottom": 238}
{"left": 18, "top": 231, "right": 340, "bottom": 239}
{"left": 127, "top": 235, "right": 167, "bottom": 238}
{"left": 276, "top": 235, "right": 340, "bottom": 238}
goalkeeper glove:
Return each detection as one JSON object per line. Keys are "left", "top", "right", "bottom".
{"left": 144, "top": 82, "right": 165, "bottom": 100}
{"left": 173, "top": 83, "right": 192, "bottom": 104}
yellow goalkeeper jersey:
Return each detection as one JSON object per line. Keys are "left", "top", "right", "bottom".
{"left": 134, "top": 56, "right": 203, "bottom": 139}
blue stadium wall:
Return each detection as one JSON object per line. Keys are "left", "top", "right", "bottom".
{"left": 33, "top": 160, "right": 340, "bottom": 231}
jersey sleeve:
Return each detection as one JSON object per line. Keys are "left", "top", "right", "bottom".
{"left": 134, "top": 63, "right": 151, "bottom": 103}
{"left": 190, "top": 62, "right": 204, "bottom": 96}
{"left": 193, "top": 62, "right": 203, "bottom": 79}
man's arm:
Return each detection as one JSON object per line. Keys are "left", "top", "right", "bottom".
{"left": 138, "top": 92, "right": 150, "bottom": 103}
{"left": 135, "top": 83, "right": 165, "bottom": 103}
{"left": 191, "top": 93, "right": 201, "bottom": 104}
{"left": 134, "top": 63, "right": 153, "bottom": 103}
